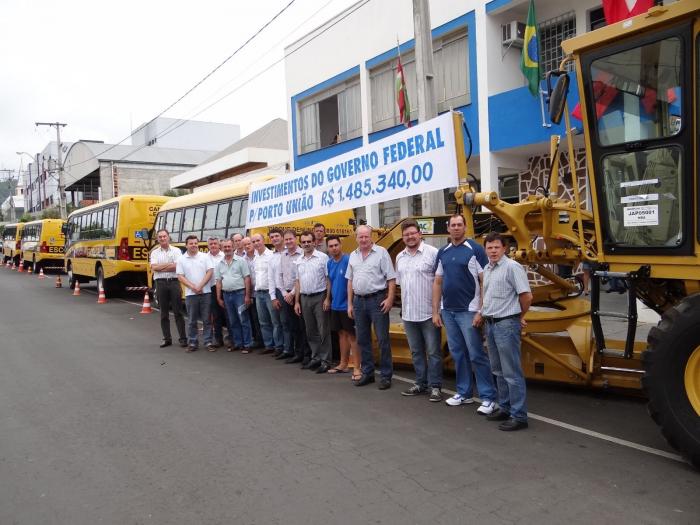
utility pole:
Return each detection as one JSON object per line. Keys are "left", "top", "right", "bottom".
{"left": 35, "top": 121, "right": 67, "bottom": 219}
{"left": 412, "top": 0, "right": 445, "bottom": 215}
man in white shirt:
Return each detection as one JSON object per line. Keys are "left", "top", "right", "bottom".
{"left": 395, "top": 221, "right": 442, "bottom": 402}
{"left": 252, "top": 233, "right": 276, "bottom": 354}
{"left": 150, "top": 229, "right": 186, "bottom": 348}
{"left": 267, "top": 228, "right": 286, "bottom": 356}
{"left": 294, "top": 230, "right": 331, "bottom": 373}
{"left": 207, "top": 237, "right": 225, "bottom": 348}
{"left": 176, "top": 235, "right": 215, "bottom": 352}
{"left": 242, "top": 236, "right": 262, "bottom": 348}
{"left": 231, "top": 233, "right": 245, "bottom": 258}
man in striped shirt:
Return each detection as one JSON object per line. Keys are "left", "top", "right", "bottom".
{"left": 396, "top": 221, "right": 442, "bottom": 402}
{"left": 477, "top": 232, "right": 532, "bottom": 431}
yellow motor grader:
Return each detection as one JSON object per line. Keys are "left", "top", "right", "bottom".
{"left": 379, "top": 1, "right": 699, "bottom": 468}
{"left": 460, "top": 1, "right": 699, "bottom": 468}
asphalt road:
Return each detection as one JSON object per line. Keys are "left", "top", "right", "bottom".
{"left": 1, "top": 270, "right": 699, "bottom": 525}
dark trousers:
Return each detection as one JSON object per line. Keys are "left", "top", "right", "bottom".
{"left": 210, "top": 291, "right": 226, "bottom": 344}
{"left": 156, "top": 279, "right": 186, "bottom": 343}
{"left": 300, "top": 293, "right": 331, "bottom": 364}
{"left": 278, "top": 289, "right": 309, "bottom": 360}
{"left": 248, "top": 295, "right": 263, "bottom": 347}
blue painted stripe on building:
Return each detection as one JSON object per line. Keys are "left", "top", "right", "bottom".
{"left": 486, "top": 0, "right": 514, "bottom": 15}
{"left": 293, "top": 136, "right": 364, "bottom": 171}
{"left": 488, "top": 72, "right": 581, "bottom": 151}
{"left": 292, "top": 65, "right": 361, "bottom": 103}
{"left": 365, "top": 12, "right": 472, "bottom": 69}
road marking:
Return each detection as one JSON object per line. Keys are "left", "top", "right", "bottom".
{"left": 54, "top": 285, "right": 687, "bottom": 464}
{"left": 79, "top": 289, "right": 161, "bottom": 311}
{"left": 391, "top": 372, "right": 685, "bottom": 463}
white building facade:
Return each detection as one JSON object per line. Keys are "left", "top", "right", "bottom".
{"left": 284, "top": 0, "right": 616, "bottom": 226}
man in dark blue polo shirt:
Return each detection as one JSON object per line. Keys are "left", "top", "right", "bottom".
{"left": 432, "top": 214, "right": 497, "bottom": 414}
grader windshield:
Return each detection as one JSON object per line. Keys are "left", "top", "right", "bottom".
{"left": 582, "top": 27, "right": 691, "bottom": 252}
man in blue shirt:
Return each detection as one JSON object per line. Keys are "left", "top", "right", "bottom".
{"left": 324, "top": 235, "right": 360, "bottom": 379}
{"left": 432, "top": 214, "right": 497, "bottom": 414}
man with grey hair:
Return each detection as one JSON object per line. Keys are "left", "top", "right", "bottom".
{"left": 347, "top": 224, "right": 396, "bottom": 389}
{"left": 242, "top": 236, "right": 262, "bottom": 348}
{"left": 252, "top": 233, "right": 277, "bottom": 353}
{"left": 231, "top": 233, "right": 245, "bottom": 258}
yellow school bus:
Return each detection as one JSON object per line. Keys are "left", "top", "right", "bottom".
{"left": 2, "top": 222, "right": 25, "bottom": 266}
{"left": 64, "top": 195, "right": 170, "bottom": 295}
{"left": 149, "top": 176, "right": 356, "bottom": 288}
{"left": 20, "top": 219, "right": 66, "bottom": 273}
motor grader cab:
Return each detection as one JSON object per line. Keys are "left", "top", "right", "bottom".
{"left": 451, "top": 1, "right": 699, "bottom": 467}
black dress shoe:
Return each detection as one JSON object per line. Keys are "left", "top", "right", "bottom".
{"left": 355, "top": 374, "right": 375, "bottom": 387}
{"left": 286, "top": 356, "right": 303, "bottom": 364}
{"left": 178, "top": 339, "right": 188, "bottom": 348}
{"left": 498, "top": 419, "right": 528, "bottom": 431}
{"left": 159, "top": 340, "right": 172, "bottom": 348}
{"left": 272, "top": 350, "right": 284, "bottom": 358}
{"left": 308, "top": 359, "right": 322, "bottom": 370}
{"left": 300, "top": 360, "right": 311, "bottom": 369}
{"left": 275, "top": 352, "right": 291, "bottom": 360}
{"left": 260, "top": 348, "right": 274, "bottom": 355}
{"left": 378, "top": 379, "right": 392, "bottom": 390}
{"left": 315, "top": 364, "right": 330, "bottom": 374}
{"left": 486, "top": 409, "right": 510, "bottom": 422}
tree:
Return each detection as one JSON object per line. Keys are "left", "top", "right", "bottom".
{"left": 18, "top": 213, "right": 33, "bottom": 223}
{"left": 41, "top": 207, "right": 62, "bottom": 219}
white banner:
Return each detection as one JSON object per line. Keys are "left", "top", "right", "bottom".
{"left": 246, "top": 112, "right": 459, "bottom": 228}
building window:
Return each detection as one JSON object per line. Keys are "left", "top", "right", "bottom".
{"left": 498, "top": 174, "right": 520, "bottom": 204}
{"left": 539, "top": 11, "right": 576, "bottom": 76}
{"left": 378, "top": 199, "right": 401, "bottom": 227}
{"left": 588, "top": 6, "right": 606, "bottom": 31}
{"left": 370, "top": 29, "right": 469, "bottom": 132}
{"left": 297, "top": 77, "right": 361, "bottom": 154}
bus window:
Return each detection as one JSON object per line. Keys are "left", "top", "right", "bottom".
{"left": 240, "top": 199, "right": 248, "bottom": 228}
{"left": 104, "top": 207, "right": 115, "bottom": 238}
{"left": 182, "top": 206, "right": 204, "bottom": 239}
{"left": 202, "top": 201, "right": 229, "bottom": 239}
{"left": 169, "top": 210, "right": 183, "bottom": 242}
{"left": 229, "top": 200, "right": 242, "bottom": 232}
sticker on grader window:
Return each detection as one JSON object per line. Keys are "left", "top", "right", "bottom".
{"left": 621, "top": 194, "right": 658, "bottom": 204}
{"left": 623, "top": 205, "right": 659, "bottom": 226}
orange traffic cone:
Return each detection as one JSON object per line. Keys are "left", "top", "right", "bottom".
{"left": 38, "top": 268, "right": 46, "bottom": 279}
{"left": 97, "top": 286, "right": 107, "bottom": 304}
{"left": 140, "top": 291, "right": 153, "bottom": 314}
{"left": 73, "top": 280, "right": 81, "bottom": 296}
{"left": 55, "top": 275, "right": 63, "bottom": 288}
{"left": 17, "top": 260, "right": 24, "bottom": 273}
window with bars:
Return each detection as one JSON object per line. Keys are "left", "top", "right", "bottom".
{"left": 539, "top": 11, "right": 576, "bottom": 77}
{"left": 297, "top": 78, "right": 362, "bottom": 154}
{"left": 369, "top": 29, "right": 469, "bottom": 132}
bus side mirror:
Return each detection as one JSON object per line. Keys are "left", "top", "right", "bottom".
{"left": 547, "top": 71, "right": 570, "bottom": 125}
{"left": 61, "top": 223, "right": 69, "bottom": 236}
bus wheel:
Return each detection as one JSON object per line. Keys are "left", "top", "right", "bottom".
{"left": 643, "top": 293, "right": 700, "bottom": 469}
{"left": 67, "top": 264, "right": 77, "bottom": 289}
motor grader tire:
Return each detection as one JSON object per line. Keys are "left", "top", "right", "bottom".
{"left": 643, "top": 294, "right": 700, "bottom": 469}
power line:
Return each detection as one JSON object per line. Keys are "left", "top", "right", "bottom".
{"left": 67, "top": 0, "right": 299, "bottom": 169}
{"left": 108, "top": 0, "right": 372, "bottom": 164}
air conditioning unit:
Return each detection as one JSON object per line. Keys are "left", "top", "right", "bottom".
{"left": 502, "top": 21, "right": 526, "bottom": 48}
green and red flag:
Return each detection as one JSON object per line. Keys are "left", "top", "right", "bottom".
{"left": 520, "top": 0, "right": 540, "bottom": 97}
{"left": 396, "top": 56, "right": 411, "bottom": 127}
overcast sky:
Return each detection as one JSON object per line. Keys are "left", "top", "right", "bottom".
{"left": 0, "top": 0, "right": 358, "bottom": 176}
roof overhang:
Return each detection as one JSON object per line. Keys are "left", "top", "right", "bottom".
{"left": 169, "top": 147, "right": 289, "bottom": 190}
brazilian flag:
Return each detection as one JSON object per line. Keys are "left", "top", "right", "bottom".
{"left": 520, "top": 0, "right": 540, "bottom": 97}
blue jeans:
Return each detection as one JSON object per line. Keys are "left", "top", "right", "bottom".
{"left": 223, "top": 289, "right": 252, "bottom": 348}
{"left": 255, "top": 292, "right": 276, "bottom": 349}
{"left": 270, "top": 291, "right": 284, "bottom": 351}
{"left": 486, "top": 317, "right": 528, "bottom": 422}
{"left": 353, "top": 293, "right": 392, "bottom": 381}
{"left": 441, "top": 309, "right": 496, "bottom": 401}
{"left": 404, "top": 319, "right": 442, "bottom": 388}
{"left": 185, "top": 293, "right": 212, "bottom": 347}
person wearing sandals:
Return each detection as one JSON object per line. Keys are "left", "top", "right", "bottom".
{"left": 325, "top": 235, "right": 361, "bottom": 379}
{"left": 215, "top": 239, "right": 253, "bottom": 353}
{"left": 395, "top": 221, "right": 443, "bottom": 402}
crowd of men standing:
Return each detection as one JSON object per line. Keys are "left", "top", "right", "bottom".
{"left": 150, "top": 216, "right": 533, "bottom": 432}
